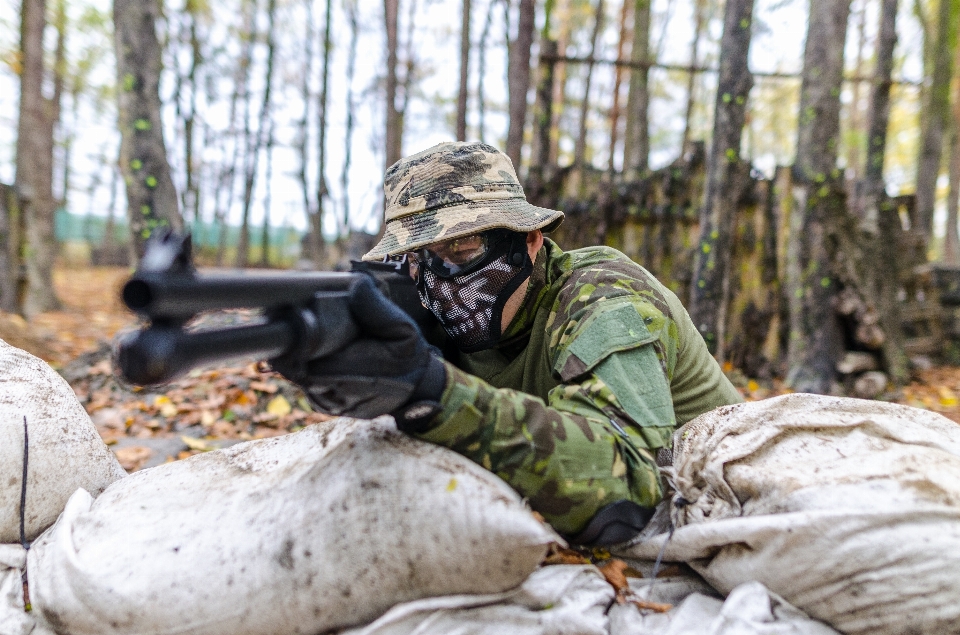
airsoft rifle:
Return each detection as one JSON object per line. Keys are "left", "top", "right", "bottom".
{"left": 114, "top": 230, "right": 435, "bottom": 386}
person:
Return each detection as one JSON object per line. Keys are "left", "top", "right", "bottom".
{"left": 283, "top": 141, "right": 742, "bottom": 546}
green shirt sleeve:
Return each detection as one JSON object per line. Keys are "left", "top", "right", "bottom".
{"left": 657, "top": 283, "right": 744, "bottom": 423}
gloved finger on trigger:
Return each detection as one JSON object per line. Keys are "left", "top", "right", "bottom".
{"left": 348, "top": 275, "right": 419, "bottom": 338}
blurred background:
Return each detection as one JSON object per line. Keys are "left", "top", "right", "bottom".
{"left": 1, "top": 0, "right": 960, "bottom": 467}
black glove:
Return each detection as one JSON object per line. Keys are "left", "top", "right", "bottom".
{"left": 271, "top": 275, "right": 446, "bottom": 426}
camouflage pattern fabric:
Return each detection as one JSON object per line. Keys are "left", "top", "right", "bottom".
{"left": 363, "top": 142, "right": 563, "bottom": 261}
{"left": 412, "top": 239, "right": 743, "bottom": 538}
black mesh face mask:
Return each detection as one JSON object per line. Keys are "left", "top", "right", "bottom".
{"left": 416, "top": 232, "right": 533, "bottom": 352}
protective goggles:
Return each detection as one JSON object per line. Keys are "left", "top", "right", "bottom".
{"left": 400, "top": 230, "right": 519, "bottom": 279}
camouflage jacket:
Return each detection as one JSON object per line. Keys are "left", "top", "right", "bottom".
{"left": 411, "top": 239, "right": 742, "bottom": 537}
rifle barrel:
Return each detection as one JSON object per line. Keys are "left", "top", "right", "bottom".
{"left": 116, "top": 320, "right": 296, "bottom": 385}
{"left": 123, "top": 271, "right": 355, "bottom": 319}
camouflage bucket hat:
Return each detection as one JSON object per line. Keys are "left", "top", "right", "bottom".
{"left": 363, "top": 141, "right": 564, "bottom": 261}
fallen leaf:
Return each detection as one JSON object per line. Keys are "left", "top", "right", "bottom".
{"left": 181, "top": 436, "right": 215, "bottom": 452}
{"left": 598, "top": 559, "right": 630, "bottom": 597}
{"left": 939, "top": 387, "right": 958, "bottom": 407}
{"left": 250, "top": 380, "right": 279, "bottom": 394}
{"left": 542, "top": 543, "right": 591, "bottom": 566}
{"left": 113, "top": 446, "right": 152, "bottom": 471}
{"left": 632, "top": 599, "right": 672, "bottom": 613}
{"left": 267, "top": 395, "right": 292, "bottom": 417}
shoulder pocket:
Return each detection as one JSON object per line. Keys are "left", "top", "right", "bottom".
{"left": 553, "top": 299, "right": 659, "bottom": 381}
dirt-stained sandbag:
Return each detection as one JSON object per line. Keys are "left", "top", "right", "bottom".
{"left": 341, "top": 565, "right": 613, "bottom": 635}
{"left": 621, "top": 393, "right": 960, "bottom": 635}
{"left": 26, "top": 416, "right": 558, "bottom": 635}
{"left": 0, "top": 339, "right": 125, "bottom": 544}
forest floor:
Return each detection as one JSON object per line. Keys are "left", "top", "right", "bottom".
{"left": 4, "top": 264, "right": 960, "bottom": 473}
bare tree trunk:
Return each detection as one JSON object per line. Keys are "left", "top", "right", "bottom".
{"left": 52, "top": 0, "right": 66, "bottom": 212}
{"left": 945, "top": 125, "right": 960, "bottom": 263}
{"left": 296, "top": 0, "right": 320, "bottom": 265}
{"left": 608, "top": 0, "right": 631, "bottom": 172}
{"left": 398, "top": 0, "right": 418, "bottom": 127}
{"left": 341, "top": 0, "right": 360, "bottom": 238}
{"left": 531, "top": 40, "right": 557, "bottom": 173}
{"left": 477, "top": 0, "right": 497, "bottom": 141}
{"left": 913, "top": 0, "right": 958, "bottom": 239}
{"left": 845, "top": 0, "right": 867, "bottom": 181}
{"left": 457, "top": 0, "right": 472, "bottom": 141}
{"left": 182, "top": 0, "right": 204, "bottom": 226}
{"left": 506, "top": 0, "right": 536, "bottom": 170}
{"left": 623, "top": 0, "right": 651, "bottom": 175}
{"left": 237, "top": 0, "right": 278, "bottom": 267}
{"left": 115, "top": 0, "right": 183, "bottom": 260}
{"left": 214, "top": 2, "right": 254, "bottom": 266}
{"left": 0, "top": 184, "right": 17, "bottom": 312}
{"left": 385, "top": 0, "right": 402, "bottom": 169}
{"left": 103, "top": 151, "right": 120, "bottom": 249}
{"left": 679, "top": 0, "right": 706, "bottom": 151}
{"left": 687, "top": 0, "right": 754, "bottom": 359}
{"left": 945, "top": 42, "right": 960, "bottom": 264}
{"left": 16, "top": 0, "right": 61, "bottom": 315}
{"left": 860, "top": 0, "right": 909, "bottom": 384}
{"left": 786, "top": 0, "right": 852, "bottom": 393}
{"left": 312, "top": 0, "right": 334, "bottom": 264}
{"left": 549, "top": 0, "right": 572, "bottom": 164}
{"left": 259, "top": 118, "right": 275, "bottom": 267}
{"left": 573, "top": 0, "right": 605, "bottom": 170}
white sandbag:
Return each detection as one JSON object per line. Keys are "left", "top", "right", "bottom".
{"left": 26, "top": 416, "right": 558, "bottom": 635}
{"left": 0, "top": 339, "right": 126, "bottom": 544}
{"left": 621, "top": 393, "right": 960, "bottom": 635}
{"left": 609, "top": 581, "right": 841, "bottom": 635}
{"left": 0, "top": 544, "right": 37, "bottom": 635}
{"left": 341, "top": 565, "right": 613, "bottom": 635}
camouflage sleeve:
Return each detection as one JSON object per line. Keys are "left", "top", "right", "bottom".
{"left": 413, "top": 360, "right": 664, "bottom": 537}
